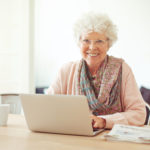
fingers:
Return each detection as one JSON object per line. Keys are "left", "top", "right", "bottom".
{"left": 91, "top": 115, "right": 101, "bottom": 128}
{"left": 90, "top": 115, "right": 106, "bottom": 129}
{"left": 90, "top": 115, "right": 99, "bottom": 128}
{"left": 90, "top": 114, "right": 97, "bottom": 120}
{"left": 90, "top": 115, "right": 100, "bottom": 123}
{"left": 93, "top": 121, "right": 99, "bottom": 128}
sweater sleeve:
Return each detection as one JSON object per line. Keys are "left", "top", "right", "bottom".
{"left": 47, "top": 62, "right": 74, "bottom": 94}
{"left": 99, "top": 62, "right": 146, "bottom": 129}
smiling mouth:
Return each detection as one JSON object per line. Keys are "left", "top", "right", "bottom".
{"left": 87, "top": 53, "right": 99, "bottom": 57}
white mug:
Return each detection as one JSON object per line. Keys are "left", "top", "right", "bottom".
{"left": 0, "top": 104, "right": 10, "bottom": 126}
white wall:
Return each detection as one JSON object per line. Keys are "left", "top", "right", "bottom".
{"left": 35, "top": 0, "right": 150, "bottom": 88}
{"left": 0, "top": 0, "right": 34, "bottom": 93}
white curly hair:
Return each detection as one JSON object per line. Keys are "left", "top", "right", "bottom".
{"left": 73, "top": 12, "right": 118, "bottom": 48}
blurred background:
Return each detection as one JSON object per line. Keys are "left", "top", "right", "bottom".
{"left": 0, "top": 0, "right": 150, "bottom": 94}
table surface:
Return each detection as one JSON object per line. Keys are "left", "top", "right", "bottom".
{"left": 0, "top": 114, "right": 149, "bottom": 150}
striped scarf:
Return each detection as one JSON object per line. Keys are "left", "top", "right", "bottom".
{"left": 75, "top": 55, "right": 123, "bottom": 115}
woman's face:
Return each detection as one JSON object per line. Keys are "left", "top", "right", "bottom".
{"left": 79, "top": 32, "right": 109, "bottom": 68}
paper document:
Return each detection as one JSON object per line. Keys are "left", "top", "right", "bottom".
{"left": 105, "top": 124, "right": 150, "bottom": 144}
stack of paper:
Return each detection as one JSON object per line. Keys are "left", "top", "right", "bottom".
{"left": 105, "top": 124, "right": 150, "bottom": 144}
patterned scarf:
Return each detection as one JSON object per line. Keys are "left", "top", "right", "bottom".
{"left": 75, "top": 55, "right": 123, "bottom": 115}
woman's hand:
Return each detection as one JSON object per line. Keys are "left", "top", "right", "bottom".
{"left": 91, "top": 115, "right": 106, "bottom": 129}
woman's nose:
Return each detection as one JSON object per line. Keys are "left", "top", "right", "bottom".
{"left": 89, "top": 41, "right": 97, "bottom": 50}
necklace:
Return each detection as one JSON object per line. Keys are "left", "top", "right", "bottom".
{"left": 91, "top": 75, "right": 96, "bottom": 80}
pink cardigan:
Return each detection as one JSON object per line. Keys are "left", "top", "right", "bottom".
{"left": 47, "top": 61, "right": 146, "bottom": 129}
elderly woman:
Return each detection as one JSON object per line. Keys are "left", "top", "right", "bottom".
{"left": 47, "top": 12, "right": 146, "bottom": 129}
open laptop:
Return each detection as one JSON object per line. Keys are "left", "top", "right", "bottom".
{"left": 20, "top": 94, "right": 104, "bottom": 136}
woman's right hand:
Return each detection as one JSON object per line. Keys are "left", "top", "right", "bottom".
{"left": 91, "top": 115, "right": 106, "bottom": 129}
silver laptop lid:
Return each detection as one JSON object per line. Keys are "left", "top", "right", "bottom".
{"left": 20, "top": 94, "right": 98, "bottom": 136}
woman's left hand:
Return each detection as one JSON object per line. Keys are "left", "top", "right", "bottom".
{"left": 91, "top": 115, "right": 106, "bottom": 129}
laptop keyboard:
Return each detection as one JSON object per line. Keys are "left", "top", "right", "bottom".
{"left": 93, "top": 127, "right": 100, "bottom": 132}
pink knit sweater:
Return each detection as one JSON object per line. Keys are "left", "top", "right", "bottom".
{"left": 47, "top": 61, "right": 146, "bottom": 129}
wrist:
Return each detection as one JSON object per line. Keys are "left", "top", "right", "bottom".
{"left": 102, "top": 118, "right": 106, "bottom": 128}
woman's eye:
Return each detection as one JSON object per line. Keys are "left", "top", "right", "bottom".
{"left": 83, "top": 39, "right": 89, "bottom": 43}
{"left": 97, "top": 40, "right": 103, "bottom": 43}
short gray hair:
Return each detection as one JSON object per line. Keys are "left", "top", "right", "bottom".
{"left": 73, "top": 12, "right": 118, "bottom": 47}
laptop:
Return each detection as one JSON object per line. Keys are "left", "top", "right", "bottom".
{"left": 20, "top": 94, "right": 104, "bottom": 136}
